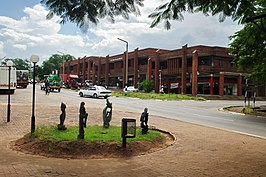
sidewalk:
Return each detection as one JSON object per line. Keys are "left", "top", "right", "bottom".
{"left": 0, "top": 102, "right": 266, "bottom": 177}
{"left": 0, "top": 87, "right": 266, "bottom": 177}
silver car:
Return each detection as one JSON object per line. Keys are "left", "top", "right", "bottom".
{"left": 79, "top": 86, "right": 111, "bottom": 98}
{"left": 123, "top": 86, "right": 139, "bottom": 92}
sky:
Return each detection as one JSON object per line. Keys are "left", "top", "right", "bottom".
{"left": 0, "top": 0, "right": 243, "bottom": 64}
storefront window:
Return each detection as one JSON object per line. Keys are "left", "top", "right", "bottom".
{"left": 160, "top": 61, "right": 167, "bottom": 69}
{"left": 138, "top": 57, "right": 148, "bottom": 65}
{"left": 199, "top": 57, "right": 212, "bottom": 66}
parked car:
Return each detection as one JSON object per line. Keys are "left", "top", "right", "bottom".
{"left": 123, "top": 86, "right": 139, "bottom": 92}
{"left": 79, "top": 86, "right": 111, "bottom": 98}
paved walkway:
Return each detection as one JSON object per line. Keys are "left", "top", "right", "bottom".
{"left": 0, "top": 87, "right": 266, "bottom": 177}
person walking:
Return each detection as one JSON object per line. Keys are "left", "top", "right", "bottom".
{"left": 45, "top": 80, "right": 50, "bottom": 95}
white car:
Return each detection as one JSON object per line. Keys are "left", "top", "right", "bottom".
{"left": 79, "top": 86, "right": 111, "bottom": 98}
{"left": 123, "top": 86, "right": 139, "bottom": 92}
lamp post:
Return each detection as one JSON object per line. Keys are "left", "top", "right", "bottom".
{"left": 159, "top": 70, "right": 162, "bottom": 93}
{"left": 6, "top": 60, "right": 13, "bottom": 122}
{"left": 30, "top": 55, "right": 39, "bottom": 135}
{"left": 57, "top": 51, "right": 65, "bottom": 83}
{"left": 117, "top": 38, "right": 128, "bottom": 87}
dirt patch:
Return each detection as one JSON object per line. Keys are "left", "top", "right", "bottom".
{"left": 11, "top": 129, "right": 175, "bottom": 159}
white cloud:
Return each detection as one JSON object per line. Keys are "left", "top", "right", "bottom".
{"left": 0, "top": 1, "right": 243, "bottom": 63}
{"left": 13, "top": 44, "right": 27, "bottom": 51}
{"left": 0, "top": 41, "right": 4, "bottom": 57}
{"left": 0, "top": 4, "right": 87, "bottom": 62}
{"left": 85, "top": 0, "right": 242, "bottom": 54}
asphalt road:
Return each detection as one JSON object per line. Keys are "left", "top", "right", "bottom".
{"left": 3, "top": 86, "right": 266, "bottom": 138}
{"left": 59, "top": 88, "right": 266, "bottom": 138}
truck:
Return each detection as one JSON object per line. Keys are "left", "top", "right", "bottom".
{"left": 0, "top": 66, "right": 17, "bottom": 94}
{"left": 59, "top": 74, "right": 79, "bottom": 89}
{"left": 47, "top": 74, "right": 62, "bottom": 92}
{"left": 16, "top": 70, "right": 29, "bottom": 88}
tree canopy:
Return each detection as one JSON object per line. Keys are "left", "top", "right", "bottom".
{"left": 148, "top": 0, "right": 259, "bottom": 29}
{"left": 41, "top": 0, "right": 144, "bottom": 31}
{"left": 1, "top": 58, "right": 31, "bottom": 70}
{"left": 230, "top": 17, "right": 266, "bottom": 84}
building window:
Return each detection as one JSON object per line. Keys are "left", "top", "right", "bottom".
{"left": 187, "top": 58, "right": 192, "bottom": 67}
{"left": 128, "top": 59, "right": 132, "bottom": 67}
{"left": 160, "top": 61, "right": 167, "bottom": 69}
{"left": 101, "top": 64, "right": 105, "bottom": 71}
{"left": 219, "top": 59, "right": 222, "bottom": 67}
{"left": 152, "top": 61, "right": 155, "bottom": 69}
{"left": 138, "top": 57, "right": 148, "bottom": 65}
{"left": 199, "top": 57, "right": 212, "bottom": 66}
{"left": 178, "top": 59, "right": 182, "bottom": 68}
{"left": 230, "top": 61, "right": 236, "bottom": 68}
{"left": 109, "top": 63, "right": 114, "bottom": 69}
{"left": 115, "top": 61, "right": 123, "bottom": 69}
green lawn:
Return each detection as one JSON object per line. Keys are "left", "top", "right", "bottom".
{"left": 33, "top": 125, "right": 162, "bottom": 143}
{"left": 112, "top": 91, "right": 205, "bottom": 101}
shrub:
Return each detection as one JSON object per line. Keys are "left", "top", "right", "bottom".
{"left": 140, "top": 80, "right": 154, "bottom": 93}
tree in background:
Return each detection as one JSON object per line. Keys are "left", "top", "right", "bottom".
{"left": 230, "top": 18, "right": 266, "bottom": 84}
{"left": 13, "top": 58, "right": 31, "bottom": 70}
{"left": 1, "top": 58, "right": 31, "bottom": 70}
{"left": 37, "top": 54, "right": 75, "bottom": 80}
{"left": 1, "top": 54, "right": 75, "bottom": 80}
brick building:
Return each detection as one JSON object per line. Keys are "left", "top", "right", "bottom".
{"left": 60, "top": 45, "right": 265, "bottom": 96}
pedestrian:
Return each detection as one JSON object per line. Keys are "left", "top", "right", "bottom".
{"left": 124, "top": 85, "right": 128, "bottom": 95}
{"left": 45, "top": 80, "right": 50, "bottom": 95}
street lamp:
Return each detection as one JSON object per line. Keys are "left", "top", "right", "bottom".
{"left": 57, "top": 51, "right": 65, "bottom": 83}
{"left": 6, "top": 60, "right": 13, "bottom": 122}
{"left": 159, "top": 70, "right": 162, "bottom": 93}
{"left": 30, "top": 55, "right": 39, "bottom": 135}
{"left": 117, "top": 38, "right": 128, "bottom": 87}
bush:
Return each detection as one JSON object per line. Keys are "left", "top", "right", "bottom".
{"left": 140, "top": 80, "right": 154, "bottom": 93}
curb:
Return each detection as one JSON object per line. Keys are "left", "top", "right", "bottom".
{"left": 218, "top": 107, "right": 245, "bottom": 116}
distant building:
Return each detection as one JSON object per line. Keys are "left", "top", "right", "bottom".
{"left": 60, "top": 45, "right": 265, "bottom": 96}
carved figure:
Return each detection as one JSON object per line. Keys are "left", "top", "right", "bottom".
{"left": 77, "top": 102, "right": 88, "bottom": 139}
{"left": 102, "top": 99, "right": 112, "bottom": 128}
{"left": 57, "top": 102, "right": 67, "bottom": 130}
{"left": 140, "top": 107, "right": 149, "bottom": 134}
